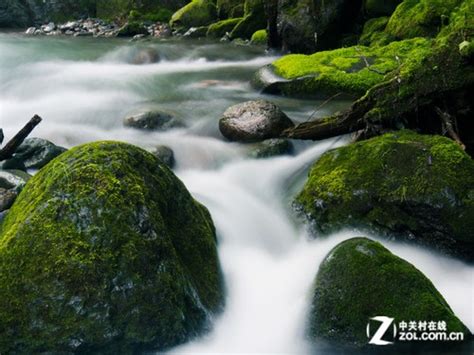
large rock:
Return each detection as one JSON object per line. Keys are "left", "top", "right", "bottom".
{"left": 123, "top": 111, "right": 184, "bottom": 131}
{"left": 0, "top": 141, "right": 224, "bottom": 353}
{"left": 0, "top": 138, "right": 66, "bottom": 171}
{"left": 309, "top": 237, "right": 470, "bottom": 349}
{"left": 170, "top": 0, "right": 217, "bottom": 30}
{"left": 219, "top": 100, "right": 294, "bottom": 142}
{"left": 253, "top": 37, "right": 431, "bottom": 98}
{"left": 296, "top": 130, "right": 474, "bottom": 260}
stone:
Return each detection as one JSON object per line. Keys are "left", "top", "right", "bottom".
{"left": 219, "top": 100, "right": 294, "bottom": 142}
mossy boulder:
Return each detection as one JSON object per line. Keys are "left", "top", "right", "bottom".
{"left": 359, "top": 16, "right": 391, "bottom": 46}
{"left": 309, "top": 237, "right": 470, "bottom": 349}
{"left": 216, "top": 0, "right": 244, "bottom": 18}
{"left": 229, "top": 0, "right": 265, "bottom": 40}
{"left": 296, "top": 130, "right": 474, "bottom": 260}
{"left": 254, "top": 38, "right": 431, "bottom": 98}
{"left": 170, "top": 0, "right": 217, "bottom": 30}
{"left": 116, "top": 21, "right": 149, "bottom": 37}
{"left": 206, "top": 17, "right": 242, "bottom": 38}
{"left": 0, "top": 141, "right": 224, "bottom": 353}
{"left": 250, "top": 29, "right": 267, "bottom": 45}
{"left": 385, "top": 0, "right": 463, "bottom": 40}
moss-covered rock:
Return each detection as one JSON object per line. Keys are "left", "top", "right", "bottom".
{"left": 250, "top": 29, "right": 267, "bottom": 45}
{"left": 309, "top": 237, "right": 470, "bottom": 348}
{"left": 216, "top": 0, "right": 244, "bottom": 18}
{"left": 206, "top": 17, "right": 242, "bottom": 38}
{"left": 0, "top": 141, "right": 224, "bottom": 353}
{"left": 359, "top": 16, "right": 391, "bottom": 46}
{"left": 296, "top": 130, "right": 474, "bottom": 260}
{"left": 229, "top": 0, "right": 265, "bottom": 40}
{"left": 117, "top": 21, "right": 148, "bottom": 37}
{"left": 170, "top": 0, "right": 217, "bottom": 30}
{"left": 385, "top": 0, "right": 463, "bottom": 40}
{"left": 254, "top": 38, "right": 431, "bottom": 98}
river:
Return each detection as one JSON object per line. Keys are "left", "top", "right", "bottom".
{"left": 0, "top": 33, "right": 472, "bottom": 353}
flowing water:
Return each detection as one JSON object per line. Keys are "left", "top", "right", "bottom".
{"left": 0, "top": 32, "right": 472, "bottom": 353}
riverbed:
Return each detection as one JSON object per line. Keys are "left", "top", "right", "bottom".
{"left": 0, "top": 32, "right": 472, "bottom": 353}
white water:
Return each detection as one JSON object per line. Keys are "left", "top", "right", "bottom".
{"left": 0, "top": 34, "right": 472, "bottom": 353}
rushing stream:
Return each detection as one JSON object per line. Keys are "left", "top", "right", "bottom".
{"left": 0, "top": 33, "right": 472, "bottom": 353}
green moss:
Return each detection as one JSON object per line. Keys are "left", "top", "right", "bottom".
{"left": 0, "top": 141, "right": 224, "bottom": 353}
{"left": 359, "top": 17, "right": 391, "bottom": 46}
{"left": 364, "top": 0, "right": 402, "bottom": 17}
{"left": 385, "top": 0, "right": 463, "bottom": 39}
{"left": 170, "top": 0, "right": 217, "bottom": 29}
{"left": 309, "top": 237, "right": 470, "bottom": 347}
{"left": 272, "top": 38, "right": 431, "bottom": 97}
{"left": 206, "top": 17, "right": 242, "bottom": 38}
{"left": 250, "top": 29, "right": 267, "bottom": 44}
{"left": 296, "top": 130, "right": 474, "bottom": 258}
{"left": 216, "top": 0, "right": 244, "bottom": 18}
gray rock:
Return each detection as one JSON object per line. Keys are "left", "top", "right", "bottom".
{"left": 152, "top": 145, "right": 175, "bottom": 168}
{"left": 219, "top": 100, "right": 294, "bottom": 142}
{"left": 249, "top": 139, "right": 294, "bottom": 159}
{"left": 0, "top": 188, "right": 17, "bottom": 212}
{"left": 0, "top": 169, "right": 30, "bottom": 191}
{"left": 1, "top": 138, "right": 67, "bottom": 171}
{"left": 25, "top": 27, "right": 36, "bottom": 35}
{"left": 129, "top": 47, "right": 161, "bottom": 65}
{"left": 124, "top": 111, "right": 184, "bottom": 131}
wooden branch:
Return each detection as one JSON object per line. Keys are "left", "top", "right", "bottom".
{"left": 0, "top": 115, "right": 42, "bottom": 161}
{"left": 435, "top": 107, "right": 466, "bottom": 150}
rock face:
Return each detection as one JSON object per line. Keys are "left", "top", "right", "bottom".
{"left": 219, "top": 100, "right": 294, "bottom": 142}
{"left": 124, "top": 111, "right": 184, "bottom": 131}
{"left": 309, "top": 237, "right": 470, "bottom": 349}
{"left": 0, "top": 138, "right": 66, "bottom": 171}
{"left": 296, "top": 130, "right": 474, "bottom": 260}
{"left": 0, "top": 141, "right": 224, "bottom": 353}
{"left": 249, "top": 138, "right": 294, "bottom": 158}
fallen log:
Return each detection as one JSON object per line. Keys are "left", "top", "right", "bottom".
{"left": 0, "top": 115, "right": 42, "bottom": 161}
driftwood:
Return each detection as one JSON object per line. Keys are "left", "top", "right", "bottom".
{"left": 0, "top": 115, "right": 42, "bottom": 161}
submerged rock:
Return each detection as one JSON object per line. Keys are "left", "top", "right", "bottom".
{"left": 0, "top": 138, "right": 66, "bottom": 171}
{"left": 129, "top": 47, "right": 161, "bottom": 65}
{"left": 309, "top": 237, "right": 470, "bottom": 349}
{"left": 249, "top": 139, "right": 294, "bottom": 159}
{"left": 296, "top": 130, "right": 474, "bottom": 260}
{"left": 219, "top": 100, "right": 294, "bottom": 142}
{"left": 124, "top": 111, "right": 184, "bottom": 131}
{"left": 0, "top": 141, "right": 224, "bottom": 353}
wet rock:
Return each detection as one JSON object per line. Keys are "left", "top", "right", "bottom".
{"left": 308, "top": 237, "right": 470, "bottom": 349}
{"left": 152, "top": 145, "right": 175, "bottom": 168}
{"left": 129, "top": 47, "right": 161, "bottom": 65}
{"left": 296, "top": 130, "right": 474, "bottom": 261}
{"left": 117, "top": 21, "right": 148, "bottom": 37}
{"left": 183, "top": 26, "right": 209, "bottom": 38}
{"left": 25, "top": 27, "right": 36, "bottom": 35}
{"left": 219, "top": 100, "right": 294, "bottom": 142}
{"left": 0, "top": 169, "right": 31, "bottom": 213}
{"left": 1, "top": 138, "right": 66, "bottom": 171}
{"left": 249, "top": 139, "right": 294, "bottom": 159}
{"left": 124, "top": 111, "right": 184, "bottom": 131}
{"left": 0, "top": 141, "right": 224, "bottom": 353}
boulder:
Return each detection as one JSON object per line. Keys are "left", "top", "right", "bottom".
{"left": 219, "top": 100, "right": 294, "bottom": 142}
{"left": 250, "top": 29, "right": 267, "bottom": 45}
{"left": 206, "top": 18, "right": 242, "bottom": 38}
{"left": 309, "top": 237, "right": 470, "bottom": 349}
{"left": 170, "top": 0, "right": 217, "bottom": 30}
{"left": 0, "top": 169, "right": 31, "bottom": 212}
{"left": 123, "top": 111, "right": 184, "bottom": 131}
{"left": 0, "top": 141, "right": 224, "bottom": 353}
{"left": 249, "top": 138, "right": 294, "bottom": 158}
{"left": 0, "top": 138, "right": 67, "bottom": 171}
{"left": 253, "top": 37, "right": 431, "bottom": 98}
{"left": 129, "top": 47, "right": 161, "bottom": 65}
{"left": 152, "top": 145, "right": 175, "bottom": 168}
{"left": 296, "top": 130, "right": 474, "bottom": 260}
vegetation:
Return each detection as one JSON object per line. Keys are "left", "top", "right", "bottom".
{"left": 0, "top": 142, "right": 224, "bottom": 353}
{"left": 310, "top": 237, "right": 469, "bottom": 348}
{"left": 296, "top": 130, "right": 474, "bottom": 260}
